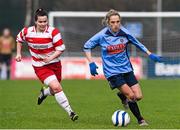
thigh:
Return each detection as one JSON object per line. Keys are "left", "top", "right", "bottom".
{"left": 107, "top": 74, "right": 126, "bottom": 90}
{"left": 33, "top": 66, "right": 55, "bottom": 85}
{"left": 54, "top": 62, "right": 62, "bottom": 82}
{"left": 118, "top": 83, "right": 135, "bottom": 100}
{"left": 124, "top": 71, "right": 138, "bottom": 87}
{"left": 49, "top": 62, "right": 62, "bottom": 82}
{"left": 4, "top": 55, "right": 11, "bottom": 67}
{"left": 48, "top": 79, "right": 62, "bottom": 93}
{"left": 131, "top": 83, "right": 143, "bottom": 100}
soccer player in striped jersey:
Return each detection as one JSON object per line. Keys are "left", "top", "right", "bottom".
{"left": 84, "top": 9, "right": 162, "bottom": 126}
{"left": 16, "top": 8, "right": 78, "bottom": 121}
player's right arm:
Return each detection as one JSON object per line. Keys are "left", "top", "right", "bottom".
{"left": 84, "top": 32, "right": 101, "bottom": 76}
{"left": 15, "top": 42, "right": 22, "bottom": 62}
{"left": 15, "top": 27, "right": 27, "bottom": 62}
{"left": 84, "top": 32, "right": 101, "bottom": 63}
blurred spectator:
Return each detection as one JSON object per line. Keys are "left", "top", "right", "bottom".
{"left": 0, "top": 28, "right": 15, "bottom": 79}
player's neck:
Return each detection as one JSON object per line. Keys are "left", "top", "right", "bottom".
{"left": 36, "top": 28, "right": 45, "bottom": 33}
{"left": 35, "top": 26, "right": 46, "bottom": 33}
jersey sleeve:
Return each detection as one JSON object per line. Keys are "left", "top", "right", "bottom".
{"left": 83, "top": 32, "right": 101, "bottom": 52}
{"left": 16, "top": 27, "right": 28, "bottom": 43}
{"left": 127, "top": 34, "right": 148, "bottom": 53}
{"left": 52, "top": 28, "right": 65, "bottom": 51}
{"left": 121, "top": 26, "right": 148, "bottom": 53}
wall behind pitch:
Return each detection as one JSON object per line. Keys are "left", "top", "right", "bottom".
{"left": 11, "top": 57, "right": 143, "bottom": 80}
{"left": 148, "top": 57, "right": 180, "bottom": 78}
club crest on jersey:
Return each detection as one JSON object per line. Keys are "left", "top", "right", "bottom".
{"left": 120, "top": 38, "right": 124, "bottom": 43}
{"left": 105, "top": 38, "right": 111, "bottom": 41}
{"left": 107, "top": 43, "right": 125, "bottom": 54}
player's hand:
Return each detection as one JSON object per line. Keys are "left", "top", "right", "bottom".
{"left": 89, "top": 62, "right": 98, "bottom": 76}
{"left": 43, "top": 56, "right": 52, "bottom": 63}
{"left": 15, "top": 54, "right": 22, "bottom": 62}
{"left": 149, "top": 53, "right": 162, "bottom": 62}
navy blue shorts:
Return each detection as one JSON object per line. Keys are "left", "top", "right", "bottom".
{"left": 107, "top": 71, "right": 138, "bottom": 90}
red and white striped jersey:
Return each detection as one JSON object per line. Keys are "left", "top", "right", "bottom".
{"left": 16, "top": 26, "right": 65, "bottom": 67}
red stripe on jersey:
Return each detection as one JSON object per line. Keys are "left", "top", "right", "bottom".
{"left": 25, "top": 37, "right": 52, "bottom": 44}
{"left": 52, "top": 28, "right": 60, "bottom": 37}
{"left": 32, "top": 56, "right": 43, "bottom": 61}
{"left": 29, "top": 46, "right": 55, "bottom": 54}
{"left": 20, "top": 31, "right": 23, "bottom": 39}
{"left": 24, "top": 27, "right": 28, "bottom": 36}
{"left": 53, "top": 39, "right": 63, "bottom": 47}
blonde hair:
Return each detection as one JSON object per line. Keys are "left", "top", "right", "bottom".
{"left": 102, "top": 9, "right": 121, "bottom": 26}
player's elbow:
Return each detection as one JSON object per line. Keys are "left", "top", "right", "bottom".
{"left": 83, "top": 47, "right": 91, "bottom": 52}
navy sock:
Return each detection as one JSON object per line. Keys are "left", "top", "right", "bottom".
{"left": 128, "top": 101, "right": 143, "bottom": 122}
{"left": 117, "top": 92, "right": 127, "bottom": 102}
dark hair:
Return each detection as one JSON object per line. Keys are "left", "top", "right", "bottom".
{"left": 34, "top": 8, "right": 48, "bottom": 21}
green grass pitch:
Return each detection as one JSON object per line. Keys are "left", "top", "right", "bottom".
{"left": 0, "top": 79, "right": 180, "bottom": 129}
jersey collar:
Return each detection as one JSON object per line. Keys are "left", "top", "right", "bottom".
{"left": 106, "top": 26, "right": 126, "bottom": 37}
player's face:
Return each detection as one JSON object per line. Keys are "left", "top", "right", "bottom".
{"left": 108, "top": 15, "right": 121, "bottom": 33}
{"left": 35, "top": 16, "right": 48, "bottom": 32}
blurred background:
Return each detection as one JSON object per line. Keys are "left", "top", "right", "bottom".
{"left": 0, "top": 0, "right": 180, "bottom": 80}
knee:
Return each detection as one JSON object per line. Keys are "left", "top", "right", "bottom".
{"left": 48, "top": 80, "right": 63, "bottom": 94}
{"left": 127, "top": 93, "right": 135, "bottom": 101}
{"left": 50, "top": 84, "right": 62, "bottom": 94}
{"left": 136, "top": 95, "right": 143, "bottom": 101}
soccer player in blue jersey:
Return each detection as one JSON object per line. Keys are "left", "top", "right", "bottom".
{"left": 84, "top": 9, "right": 162, "bottom": 126}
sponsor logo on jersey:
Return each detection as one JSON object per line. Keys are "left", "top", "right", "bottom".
{"left": 33, "top": 45, "right": 49, "bottom": 49}
{"left": 107, "top": 43, "right": 125, "bottom": 54}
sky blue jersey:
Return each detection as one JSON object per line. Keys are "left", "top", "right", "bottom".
{"left": 84, "top": 26, "right": 148, "bottom": 78}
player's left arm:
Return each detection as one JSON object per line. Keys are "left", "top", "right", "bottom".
{"left": 43, "top": 28, "right": 65, "bottom": 63}
{"left": 127, "top": 34, "right": 162, "bottom": 62}
{"left": 43, "top": 50, "right": 63, "bottom": 63}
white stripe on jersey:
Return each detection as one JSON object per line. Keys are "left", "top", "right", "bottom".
{"left": 26, "top": 32, "right": 52, "bottom": 39}
{"left": 31, "top": 58, "right": 60, "bottom": 67}
{"left": 55, "top": 44, "right": 66, "bottom": 51}
{"left": 53, "top": 33, "right": 62, "bottom": 43}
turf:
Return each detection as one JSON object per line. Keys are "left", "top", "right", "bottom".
{"left": 0, "top": 79, "right": 180, "bottom": 129}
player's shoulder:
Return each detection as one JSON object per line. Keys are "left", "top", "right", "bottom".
{"left": 20, "top": 26, "right": 33, "bottom": 33}
{"left": 48, "top": 26, "right": 59, "bottom": 31}
{"left": 120, "top": 26, "right": 131, "bottom": 35}
{"left": 100, "top": 27, "right": 109, "bottom": 34}
{"left": 94, "top": 27, "right": 108, "bottom": 37}
{"left": 47, "top": 26, "right": 60, "bottom": 34}
{"left": 27, "top": 26, "right": 34, "bottom": 31}
{"left": 19, "top": 26, "right": 32, "bottom": 36}
{"left": 47, "top": 26, "right": 55, "bottom": 31}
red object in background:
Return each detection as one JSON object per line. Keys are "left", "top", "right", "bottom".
{"left": 130, "top": 57, "right": 143, "bottom": 79}
{"left": 11, "top": 57, "right": 37, "bottom": 80}
{"left": 61, "top": 57, "right": 88, "bottom": 79}
{"left": 11, "top": 57, "right": 143, "bottom": 80}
